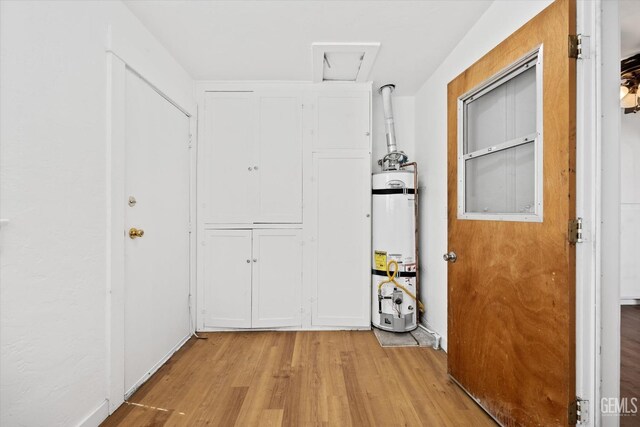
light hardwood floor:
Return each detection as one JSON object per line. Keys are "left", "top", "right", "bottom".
{"left": 102, "top": 331, "right": 495, "bottom": 426}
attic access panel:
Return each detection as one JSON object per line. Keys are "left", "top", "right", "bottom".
{"left": 312, "top": 43, "right": 380, "bottom": 83}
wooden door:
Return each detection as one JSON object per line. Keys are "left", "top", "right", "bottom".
{"left": 447, "top": 0, "right": 576, "bottom": 425}
{"left": 203, "top": 92, "right": 257, "bottom": 224}
{"left": 202, "top": 229, "right": 252, "bottom": 328}
{"left": 124, "top": 68, "right": 191, "bottom": 396}
{"left": 251, "top": 229, "right": 302, "bottom": 328}
{"left": 255, "top": 92, "right": 303, "bottom": 223}
{"left": 311, "top": 152, "right": 371, "bottom": 327}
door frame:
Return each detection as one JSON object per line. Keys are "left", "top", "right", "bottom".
{"left": 571, "top": 0, "right": 619, "bottom": 425}
{"left": 106, "top": 47, "right": 197, "bottom": 413}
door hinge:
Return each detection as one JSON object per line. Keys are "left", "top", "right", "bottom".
{"left": 569, "top": 397, "right": 589, "bottom": 424}
{"left": 569, "top": 34, "right": 590, "bottom": 59}
{"left": 188, "top": 133, "right": 193, "bottom": 149}
{"left": 569, "top": 217, "right": 584, "bottom": 244}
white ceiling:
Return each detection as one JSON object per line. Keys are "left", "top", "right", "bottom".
{"left": 124, "top": 0, "right": 493, "bottom": 95}
{"left": 621, "top": 0, "right": 640, "bottom": 58}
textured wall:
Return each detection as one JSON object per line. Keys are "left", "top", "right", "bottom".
{"left": 0, "top": 2, "right": 192, "bottom": 425}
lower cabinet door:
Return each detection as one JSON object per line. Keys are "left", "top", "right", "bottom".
{"left": 251, "top": 229, "right": 302, "bottom": 328}
{"left": 202, "top": 229, "right": 252, "bottom": 328}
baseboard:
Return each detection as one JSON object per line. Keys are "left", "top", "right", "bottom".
{"left": 621, "top": 298, "right": 640, "bottom": 305}
{"left": 196, "top": 326, "right": 371, "bottom": 332}
{"left": 77, "top": 400, "right": 109, "bottom": 427}
{"left": 420, "top": 318, "right": 446, "bottom": 352}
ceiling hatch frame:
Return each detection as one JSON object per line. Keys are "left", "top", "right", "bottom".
{"left": 312, "top": 42, "right": 380, "bottom": 83}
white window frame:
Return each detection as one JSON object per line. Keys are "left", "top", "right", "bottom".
{"left": 457, "top": 46, "right": 544, "bottom": 222}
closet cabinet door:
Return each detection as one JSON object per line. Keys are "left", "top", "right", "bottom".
{"left": 314, "top": 91, "right": 370, "bottom": 151}
{"left": 311, "top": 152, "right": 371, "bottom": 327}
{"left": 251, "top": 229, "right": 302, "bottom": 328}
{"left": 203, "top": 92, "right": 257, "bottom": 224}
{"left": 255, "top": 93, "right": 303, "bottom": 223}
{"left": 202, "top": 229, "right": 252, "bottom": 328}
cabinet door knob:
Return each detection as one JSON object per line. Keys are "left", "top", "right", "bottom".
{"left": 248, "top": 167, "right": 253, "bottom": 171}
{"left": 253, "top": 258, "right": 257, "bottom": 263}
{"left": 246, "top": 259, "right": 251, "bottom": 263}
{"left": 254, "top": 166, "right": 259, "bottom": 171}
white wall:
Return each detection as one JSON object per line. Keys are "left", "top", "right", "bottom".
{"left": 620, "top": 112, "right": 640, "bottom": 301}
{"left": 372, "top": 95, "right": 415, "bottom": 169}
{"left": 0, "top": 1, "right": 192, "bottom": 426}
{"left": 413, "top": 0, "right": 553, "bottom": 350}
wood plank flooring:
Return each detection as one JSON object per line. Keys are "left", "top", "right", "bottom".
{"left": 621, "top": 305, "right": 640, "bottom": 427}
{"left": 102, "top": 331, "right": 495, "bottom": 426}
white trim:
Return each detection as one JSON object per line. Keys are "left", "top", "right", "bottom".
{"left": 106, "top": 52, "right": 127, "bottom": 414}
{"left": 197, "top": 326, "right": 371, "bottom": 332}
{"left": 202, "top": 224, "right": 303, "bottom": 230}
{"left": 620, "top": 299, "right": 640, "bottom": 306}
{"left": 599, "top": 1, "right": 622, "bottom": 426}
{"left": 77, "top": 400, "right": 109, "bottom": 427}
{"left": 124, "top": 334, "right": 191, "bottom": 399}
{"left": 575, "top": 1, "right": 599, "bottom": 425}
{"left": 457, "top": 46, "right": 544, "bottom": 223}
{"left": 195, "top": 81, "right": 373, "bottom": 93}
{"left": 311, "top": 42, "right": 380, "bottom": 83}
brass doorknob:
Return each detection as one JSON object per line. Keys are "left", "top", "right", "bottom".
{"left": 129, "top": 227, "right": 144, "bottom": 239}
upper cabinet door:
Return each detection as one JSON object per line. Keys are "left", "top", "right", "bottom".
{"left": 314, "top": 91, "right": 370, "bottom": 151}
{"left": 311, "top": 152, "right": 371, "bottom": 327}
{"left": 255, "top": 93, "right": 303, "bottom": 223}
{"left": 251, "top": 229, "right": 302, "bottom": 328}
{"left": 203, "top": 92, "right": 257, "bottom": 224}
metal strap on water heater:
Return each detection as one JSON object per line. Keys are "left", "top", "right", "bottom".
{"left": 371, "top": 269, "right": 416, "bottom": 278}
{"left": 372, "top": 188, "right": 416, "bottom": 195}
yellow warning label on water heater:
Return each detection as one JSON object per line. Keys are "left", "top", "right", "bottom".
{"left": 374, "top": 251, "right": 387, "bottom": 270}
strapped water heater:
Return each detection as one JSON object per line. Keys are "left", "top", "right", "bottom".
{"left": 372, "top": 84, "right": 422, "bottom": 333}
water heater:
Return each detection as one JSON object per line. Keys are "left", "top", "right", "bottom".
{"left": 372, "top": 83, "right": 420, "bottom": 333}
{"left": 371, "top": 170, "right": 418, "bottom": 332}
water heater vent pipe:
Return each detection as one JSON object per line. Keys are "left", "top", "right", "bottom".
{"left": 378, "top": 84, "right": 408, "bottom": 170}
{"left": 380, "top": 84, "right": 398, "bottom": 153}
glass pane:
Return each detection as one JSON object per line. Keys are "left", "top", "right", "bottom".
{"left": 465, "top": 66, "right": 536, "bottom": 153}
{"left": 465, "top": 142, "right": 535, "bottom": 214}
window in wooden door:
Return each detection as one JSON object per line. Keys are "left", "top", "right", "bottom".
{"left": 458, "top": 48, "right": 543, "bottom": 222}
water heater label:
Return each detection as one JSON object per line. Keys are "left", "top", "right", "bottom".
{"left": 374, "top": 251, "right": 387, "bottom": 270}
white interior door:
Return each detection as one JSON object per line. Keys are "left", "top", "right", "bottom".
{"left": 124, "top": 69, "right": 191, "bottom": 396}
{"left": 203, "top": 92, "right": 257, "bottom": 224}
{"left": 311, "top": 152, "right": 371, "bottom": 327}
{"left": 255, "top": 92, "right": 303, "bottom": 223}
{"left": 251, "top": 229, "right": 302, "bottom": 328}
{"left": 202, "top": 229, "right": 252, "bottom": 328}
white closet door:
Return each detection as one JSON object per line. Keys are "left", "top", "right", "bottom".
{"left": 203, "top": 92, "right": 257, "bottom": 224}
{"left": 251, "top": 229, "right": 302, "bottom": 327}
{"left": 311, "top": 152, "right": 371, "bottom": 327}
{"left": 124, "top": 69, "right": 190, "bottom": 395}
{"left": 202, "top": 229, "right": 252, "bottom": 328}
{"left": 314, "top": 91, "right": 370, "bottom": 150}
{"left": 255, "top": 93, "right": 303, "bottom": 223}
